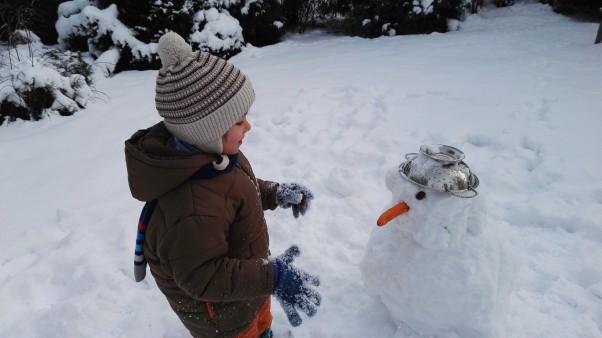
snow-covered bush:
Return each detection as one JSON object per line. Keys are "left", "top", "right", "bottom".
{"left": 345, "top": 0, "right": 466, "bottom": 37}
{"left": 56, "top": 1, "right": 160, "bottom": 72}
{"left": 187, "top": 0, "right": 286, "bottom": 57}
{"left": 230, "top": 0, "right": 286, "bottom": 47}
{"left": 190, "top": 7, "right": 245, "bottom": 58}
{"left": 0, "top": 31, "right": 95, "bottom": 125}
{"left": 95, "top": 0, "right": 193, "bottom": 43}
{"left": 56, "top": 0, "right": 285, "bottom": 70}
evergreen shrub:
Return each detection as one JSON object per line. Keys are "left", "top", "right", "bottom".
{"left": 541, "top": 0, "right": 602, "bottom": 21}
{"left": 494, "top": 0, "right": 515, "bottom": 8}
{"left": 0, "top": 0, "right": 67, "bottom": 46}
{"left": 231, "top": 0, "right": 286, "bottom": 47}
{"left": 0, "top": 32, "right": 95, "bottom": 125}
{"left": 344, "top": 0, "right": 465, "bottom": 38}
{"left": 56, "top": 0, "right": 286, "bottom": 70}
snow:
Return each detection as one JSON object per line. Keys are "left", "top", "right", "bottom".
{"left": 1, "top": 2, "right": 602, "bottom": 337}
{"left": 191, "top": 8, "right": 244, "bottom": 52}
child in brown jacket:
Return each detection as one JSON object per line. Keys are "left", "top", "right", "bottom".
{"left": 125, "top": 32, "right": 320, "bottom": 338}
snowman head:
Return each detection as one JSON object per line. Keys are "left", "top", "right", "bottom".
{"left": 376, "top": 145, "right": 482, "bottom": 249}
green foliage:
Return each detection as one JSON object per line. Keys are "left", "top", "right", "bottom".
{"left": 494, "top": 0, "right": 515, "bottom": 8}
{"left": 344, "top": 0, "right": 465, "bottom": 38}
{"left": 0, "top": 100, "right": 29, "bottom": 126}
{"left": 231, "top": 0, "right": 286, "bottom": 47}
{"left": 113, "top": 45, "right": 161, "bottom": 73}
{"left": 0, "top": 0, "right": 36, "bottom": 44}
{"left": 541, "top": 0, "right": 602, "bottom": 21}
{"left": 61, "top": 34, "right": 89, "bottom": 53}
{"left": 278, "top": 0, "right": 350, "bottom": 34}
{"left": 22, "top": 86, "right": 55, "bottom": 119}
{"left": 0, "top": 0, "right": 66, "bottom": 45}
{"left": 27, "top": 0, "right": 67, "bottom": 45}
{"left": 0, "top": 84, "right": 53, "bottom": 125}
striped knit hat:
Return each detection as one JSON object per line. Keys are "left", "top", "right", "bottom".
{"left": 155, "top": 32, "right": 255, "bottom": 154}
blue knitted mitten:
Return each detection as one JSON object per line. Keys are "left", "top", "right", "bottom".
{"left": 272, "top": 245, "right": 321, "bottom": 327}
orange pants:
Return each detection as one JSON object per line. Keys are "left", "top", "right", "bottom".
{"left": 234, "top": 298, "right": 272, "bottom": 338}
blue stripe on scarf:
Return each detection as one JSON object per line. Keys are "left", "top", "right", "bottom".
{"left": 134, "top": 199, "right": 157, "bottom": 282}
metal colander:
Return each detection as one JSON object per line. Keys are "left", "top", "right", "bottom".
{"left": 398, "top": 144, "right": 479, "bottom": 198}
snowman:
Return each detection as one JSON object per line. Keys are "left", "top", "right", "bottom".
{"left": 361, "top": 144, "right": 516, "bottom": 338}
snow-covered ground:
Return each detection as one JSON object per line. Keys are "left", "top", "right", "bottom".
{"left": 1, "top": 2, "right": 601, "bottom": 337}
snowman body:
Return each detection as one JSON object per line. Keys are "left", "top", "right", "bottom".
{"left": 361, "top": 167, "right": 515, "bottom": 338}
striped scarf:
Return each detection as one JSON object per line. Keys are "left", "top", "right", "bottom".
{"left": 134, "top": 200, "right": 156, "bottom": 282}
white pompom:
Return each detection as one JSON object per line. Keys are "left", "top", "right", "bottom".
{"left": 212, "top": 155, "right": 230, "bottom": 171}
{"left": 157, "top": 32, "right": 192, "bottom": 70}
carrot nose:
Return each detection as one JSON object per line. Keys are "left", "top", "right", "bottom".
{"left": 376, "top": 201, "right": 410, "bottom": 226}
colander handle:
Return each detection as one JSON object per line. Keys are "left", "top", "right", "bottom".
{"left": 446, "top": 186, "right": 478, "bottom": 198}
{"left": 404, "top": 153, "right": 418, "bottom": 160}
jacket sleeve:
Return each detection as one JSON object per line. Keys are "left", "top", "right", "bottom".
{"left": 257, "top": 179, "right": 279, "bottom": 211}
{"left": 159, "top": 215, "right": 275, "bottom": 302}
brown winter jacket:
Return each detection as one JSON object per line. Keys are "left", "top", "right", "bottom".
{"left": 124, "top": 122, "right": 279, "bottom": 337}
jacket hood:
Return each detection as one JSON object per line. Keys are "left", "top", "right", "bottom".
{"left": 124, "top": 122, "right": 216, "bottom": 202}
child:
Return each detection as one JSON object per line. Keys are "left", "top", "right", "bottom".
{"left": 124, "top": 32, "right": 321, "bottom": 338}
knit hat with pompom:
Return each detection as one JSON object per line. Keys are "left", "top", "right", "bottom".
{"left": 155, "top": 32, "right": 255, "bottom": 154}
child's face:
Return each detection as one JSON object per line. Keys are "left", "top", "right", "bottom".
{"left": 222, "top": 114, "right": 251, "bottom": 155}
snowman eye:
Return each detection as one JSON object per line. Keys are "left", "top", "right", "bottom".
{"left": 415, "top": 191, "right": 426, "bottom": 200}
